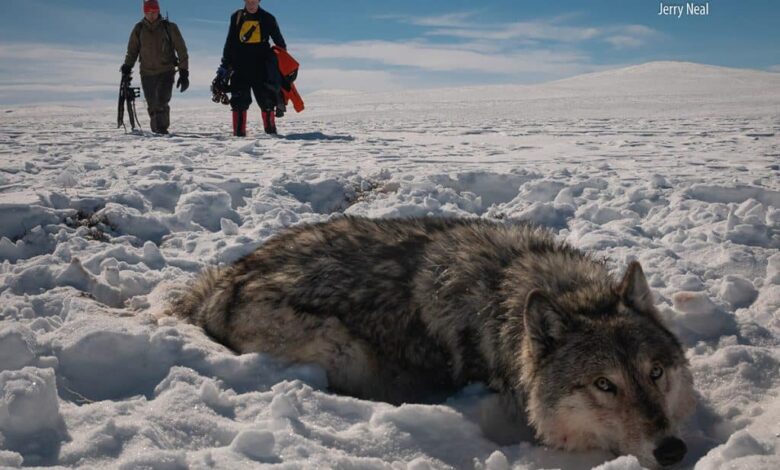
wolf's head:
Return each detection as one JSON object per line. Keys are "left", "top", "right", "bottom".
{"left": 520, "top": 261, "right": 695, "bottom": 468}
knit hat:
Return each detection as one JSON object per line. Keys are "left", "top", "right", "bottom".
{"left": 143, "top": 0, "right": 160, "bottom": 13}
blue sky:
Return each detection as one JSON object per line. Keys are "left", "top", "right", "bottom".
{"left": 0, "top": 0, "right": 778, "bottom": 104}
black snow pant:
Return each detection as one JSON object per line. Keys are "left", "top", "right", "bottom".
{"left": 141, "top": 71, "right": 175, "bottom": 133}
{"left": 229, "top": 59, "right": 281, "bottom": 112}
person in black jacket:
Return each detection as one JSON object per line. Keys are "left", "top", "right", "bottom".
{"left": 219, "top": 0, "right": 286, "bottom": 136}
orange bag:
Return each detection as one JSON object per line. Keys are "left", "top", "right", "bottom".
{"left": 273, "top": 46, "right": 304, "bottom": 113}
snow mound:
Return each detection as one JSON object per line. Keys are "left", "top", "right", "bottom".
{"left": 175, "top": 190, "right": 241, "bottom": 232}
{"left": 229, "top": 429, "right": 277, "bottom": 462}
{"left": 282, "top": 178, "right": 355, "bottom": 214}
{"left": 592, "top": 455, "right": 643, "bottom": 470}
{"left": 0, "top": 325, "right": 38, "bottom": 371}
{"left": 672, "top": 291, "right": 736, "bottom": 338}
{"left": 0, "top": 368, "right": 68, "bottom": 464}
{"left": 695, "top": 430, "right": 773, "bottom": 470}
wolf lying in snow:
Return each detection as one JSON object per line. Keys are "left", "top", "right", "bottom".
{"left": 166, "top": 216, "right": 695, "bottom": 468}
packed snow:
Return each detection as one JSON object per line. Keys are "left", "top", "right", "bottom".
{"left": 1, "top": 62, "right": 779, "bottom": 469}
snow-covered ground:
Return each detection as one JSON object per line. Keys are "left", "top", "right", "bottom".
{"left": 1, "top": 62, "right": 779, "bottom": 469}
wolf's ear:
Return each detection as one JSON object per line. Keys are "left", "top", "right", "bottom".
{"left": 619, "top": 261, "right": 656, "bottom": 316}
{"left": 524, "top": 290, "right": 566, "bottom": 355}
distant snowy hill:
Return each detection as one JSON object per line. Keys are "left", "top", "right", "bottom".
{"left": 311, "top": 61, "right": 780, "bottom": 117}
{"left": 543, "top": 61, "right": 780, "bottom": 96}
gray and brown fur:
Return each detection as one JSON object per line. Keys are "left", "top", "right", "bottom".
{"left": 165, "top": 216, "right": 695, "bottom": 468}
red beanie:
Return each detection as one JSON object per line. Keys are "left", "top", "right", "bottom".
{"left": 144, "top": 0, "right": 160, "bottom": 13}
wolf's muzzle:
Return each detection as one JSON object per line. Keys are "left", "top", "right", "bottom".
{"left": 653, "top": 436, "right": 687, "bottom": 466}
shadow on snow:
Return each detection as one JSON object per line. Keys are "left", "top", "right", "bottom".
{"left": 282, "top": 132, "right": 354, "bottom": 142}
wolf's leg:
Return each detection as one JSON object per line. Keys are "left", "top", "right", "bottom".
{"left": 228, "top": 305, "right": 388, "bottom": 400}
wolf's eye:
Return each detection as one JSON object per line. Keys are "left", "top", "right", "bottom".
{"left": 594, "top": 377, "right": 616, "bottom": 393}
{"left": 650, "top": 365, "right": 664, "bottom": 381}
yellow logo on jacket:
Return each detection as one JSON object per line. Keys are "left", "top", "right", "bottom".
{"left": 239, "top": 21, "right": 261, "bottom": 44}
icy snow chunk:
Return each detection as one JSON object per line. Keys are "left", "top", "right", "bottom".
{"left": 513, "top": 202, "right": 574, "bottom": 230}
{"left": 718, "top": 275, "right": 758, "bottom": 309}
{"left": 553, "top": 187, "right": 576, "bottom": 209}
{"left": 685, "top": 184, "right": 780, "bottom": 207}
{"left": 199, "top": 380, "right": 236, "bottom": 416}
{"left": 518, "top": 179, "right": 565, "bottom": 203}
{"left": 55, "top": 257, "right": 124, "bottom": 307}
{"left": 719, "top": 431, "right": 769, "bottom": 460}
{"left": 750, "top": 286, "right": 780, "bottom": 332}
{"left": 213, "top": 178, "right": 259, "bottom": 209}
{"left": 767, "top": 253, "right": 780, "bottom": 285}
{"left": 570, "top": 222, "right": 638, "bottom": 251}
{"left": 215, "top": 239, "right": 264, "bottom": 265}
{"left": 175, "top": 190, "right": 240, "bottom": 232}
{"left": 107, "top": 191, "right": 149, "bottom": 212}
{"left": 230, "top": 429, "right": 276, "bottom": 461}
{"left": 724, "top": 204, "right": 778, "bottom": 248}
{"left": 4, "top": 263, "right": 58, "bottom": 299}
{"left": 273, "top": 208, "right": 300, "bottom": 227}
{"left": 220, "top": 217, "right": 240, "bottom": 236}
{"left": 668, "top": 274, "right": 705, "bottom": 291}
{"left": 270, "top": 394, "right": 300, "bottom": 419}
{"left": 117, "top": 450, "right": 187, "bottom": 470}
{"left": 0, "top": 325, "right": 37, "bottom": 370}
{"left": 0, "top": 225, "right": 57, "bottom": 263}
{"left": 56, "top": 171, "right": 78, "bottom": 188}
{"left": 482, "top": 450, "right": 509, "bottom": 470}
{"left": 734, "top": 199, "right": 766, "bottom": 225}
{"left": 693, "top": 345, "right": 780, "bottom": 395}
{"left": 571, "top": 177, "right": 609, "bottom": 195}
{"left": 103, "top": 265, "right": 120, "bottom": 286}
{"left": 695, "top": 430, "right": 770, "bottom": 469}
{"left": 577, "top": 202, "right": 638, "bottom": 225}
{"left": 649, "top": 174, "right": 672, "bottom": 189}
{"left": 135, "top": 180, "right": 182, "bottom": 212}
{"left": 370, "top": 404, "right": 483, "bottom": 446}
{"left": 0, "top": 367, "right": 68, "bottom": 459}
{"left": 408, "top": 457, "right": 441, "bottom": 470}
{"left": 82, "top": 244, "right": 165, "bottom": 273}
{"left": 726, "top": 223, "right": 777, "bottom": 249}
{"left": 283, "top": 179, "right": 354, "bottom": 214}
{"left": 592, "top": 455, "right": 643, "bottom": 470}
{"left": 142, "top": 241, "right": 166, "bottom": 269}
{"left": 56, "top": 322, "right": 180, "bottom": 400}
{"left": 137, "top": 164, "right": 176, "bottom": 176}
{"left": 430, "top": 171, "right": 535, "bottom": 208}
{"left": 0, "top": 450, "right": 23, "bottom": 468}
{"left": 95, "top": 203, "right": 170, "bottom": 243}
{"left": 423, "top": 196, "right": 441, "bottom": 211}
{"left": 672, "top": 291, "right": 733, "bottom": 338}
{"left": 0, "top": 195, "right": 63, "bottom": 240}
{"left": 0, "top": 237, "right": 20, "bottom": 260}
{"left": 767, "top": 206, "right": 780, "bottom": 227}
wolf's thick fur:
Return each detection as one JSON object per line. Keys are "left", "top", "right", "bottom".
{"left": 166, "top": 216, "right": 695, "bottom": 467}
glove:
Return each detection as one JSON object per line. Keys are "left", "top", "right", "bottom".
{"left": 176, "top": 69, "right": 189, "bottom": 93}
{"left": 216, "top": 65, "right": 230, "bottom": 79}
{"left": 120, "top": 64, "right": 132, "bottom": 77}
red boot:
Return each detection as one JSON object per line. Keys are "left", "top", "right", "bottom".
{"left": 232, "top": 110, "right": 247, "bottom": 137}
{"left": 261, "top": 110, "right": 277, "bottom": 135}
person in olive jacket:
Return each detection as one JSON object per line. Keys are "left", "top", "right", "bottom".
{"left": 219, "top": 0, "right": 286, "bottom": 136}
{"left": 121, "top": 0, "right": 189, "bottom": 135}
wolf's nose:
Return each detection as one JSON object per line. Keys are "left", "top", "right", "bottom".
{"left": 653, "top": 437, "right": 687, "bottom": 466}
